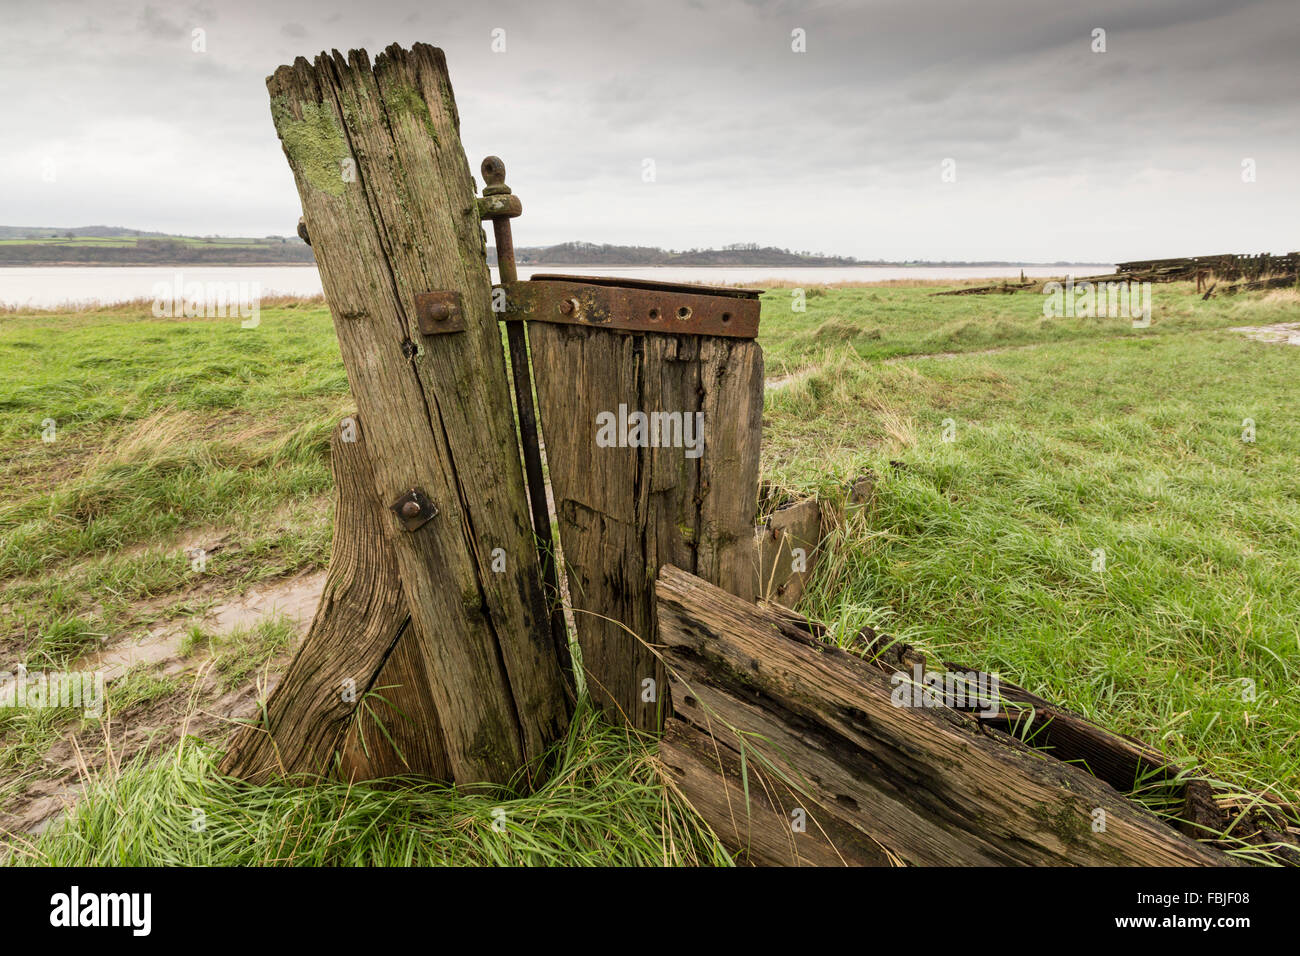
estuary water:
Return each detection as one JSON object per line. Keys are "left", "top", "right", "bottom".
{"left": 0, "top": 264, "right": 1110, "bottom": 309}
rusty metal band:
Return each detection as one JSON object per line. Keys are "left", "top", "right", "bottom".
{"left": 495, "top": 276, "right": 762, "bottom": 339}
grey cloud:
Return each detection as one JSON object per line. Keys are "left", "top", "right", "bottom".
{"left": 137, "top": 5, "right": 184, "bottom": 39}
{"left": 2, "top": 0, "right": 1296, "bottom": 262}
{"left": 65, "top": 17, "right": 103, "bottom": 36}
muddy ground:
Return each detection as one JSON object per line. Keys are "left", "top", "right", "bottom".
{"left": 0, "top": 551, "right": 327, "bottom": 837}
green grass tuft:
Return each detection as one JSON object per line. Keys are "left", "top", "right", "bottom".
{"left": 14, "top": 704, "right": 731, "bottom": 867}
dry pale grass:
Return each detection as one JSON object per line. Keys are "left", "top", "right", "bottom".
{"left": 74, "top": 407, "right": 289, "bottom": 483}
{"left": 82, "top": 408, "right": 207, "bottom": 471}
{"left": 1259, "top": 288, "right": 1300, "bottom": 305}
{"left": 875, "top": 408, "right": 918, "bottom": 449}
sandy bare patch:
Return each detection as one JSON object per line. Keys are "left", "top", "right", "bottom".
{"left": 1230, "top": 322, "right": 1300, "bottom": 345}
{"left": 206, "top": 571, "right": 324, "bottom": 635}
{"left": 83, "top": 571, "right": 325, "bottom": 682}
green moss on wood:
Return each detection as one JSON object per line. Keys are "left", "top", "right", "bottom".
{"left": 385, "top": 84, "right": 439, "bottom": 144}
{"left": 1032, "top": 799, "right": 1091, "bottom": 848}
{"left": 270, "top": 96, "right": 351, "bottom": 197}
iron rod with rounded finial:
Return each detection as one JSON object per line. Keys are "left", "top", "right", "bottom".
{"left": 481, "top": 155, "right": 571, "bottom": 675}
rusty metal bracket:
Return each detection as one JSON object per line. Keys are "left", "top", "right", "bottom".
{"left": 390, "top": 488, "right": 438, "bottom": 531}
{"left": 414, "top": 291, "right": 467, "bottom": 335}
{"left": 495, "top": 275, "right": 762, "bottom": 339}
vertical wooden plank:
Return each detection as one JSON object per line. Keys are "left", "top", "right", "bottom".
{"left": 530, "top": 322, "right": 762, "bottom": 730}
{"left": 697, "top": 337, "right": 763, "bottom": 599}
{"left": 266, "top": 44, "right": 570, "bottom": 786}
{"left": 528, "top": 326, "right": 649, "bottom": 723}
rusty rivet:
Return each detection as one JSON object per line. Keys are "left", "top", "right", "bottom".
{"left": 401, "top": 500, "right": 421, "bottom": 519}
{"left": 559, "top": 298, "right": 576, "bottom": 315}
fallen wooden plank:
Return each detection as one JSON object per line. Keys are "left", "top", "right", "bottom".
{"left": 791, "top": 614, "right": 1300, "bottom": 861}
{"left": 654, "top": 565, "right": 1234, "bottom": 866}
{"left": 659, "top": 721, "right": 891, "bottom": 866}
{"left": 932, "top": 280, "right": 1036, "bottom": 296}
{"left": 842, "top": 626, "right": 1176, "bottom": 795}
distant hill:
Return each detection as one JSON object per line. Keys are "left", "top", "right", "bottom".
{"left": 0, "top": 227, "right": 313, "bottom": 265}
{"left": 0, "top": 225, "right": 176, "bottom": 240}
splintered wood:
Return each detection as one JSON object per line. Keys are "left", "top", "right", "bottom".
{"left": 654, "top": 566, "right": 1232, "bottom": 867}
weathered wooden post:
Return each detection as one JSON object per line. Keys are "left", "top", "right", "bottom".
{"left": 222, "top": 44, "right": 572, "bottom": 787}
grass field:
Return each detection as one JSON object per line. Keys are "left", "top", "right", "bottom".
{"left": 1, "top": 279, "right": 1297, "bottom": 864}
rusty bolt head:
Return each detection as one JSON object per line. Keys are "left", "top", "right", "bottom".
{"left": 559, "top": 298, "right": 576, "bottom": 315}
{"left": 391, "top": 488, "right": 437, "bottom": 531}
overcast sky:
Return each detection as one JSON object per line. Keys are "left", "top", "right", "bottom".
{"left": 2, "top": 0, "right": 1296, "bottom": 261}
